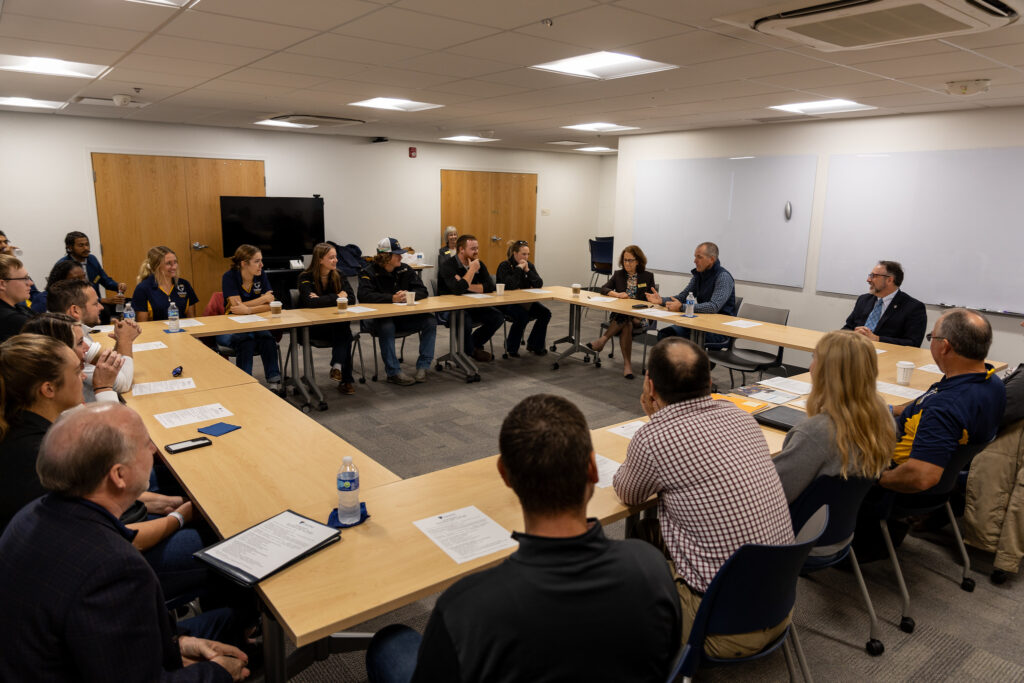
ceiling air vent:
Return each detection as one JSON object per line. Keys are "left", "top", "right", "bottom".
{"left": 716, "top": 0, "right": 1023, "bottom": 51}
{"left": 271, "top": 114, "right": 365, "bottom": 127}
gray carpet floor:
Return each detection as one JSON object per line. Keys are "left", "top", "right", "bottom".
{"left": 265, "top": 302, "right": 1023, "bottom": 682}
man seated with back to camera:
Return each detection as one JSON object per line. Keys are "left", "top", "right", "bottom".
{"left": 358, "top": 237, "right": 437, "bottom": 385}
{"left": 436, "top": 234, "right": 503, "bottom": 363}
{"left": 364, "top": 394, "right": 681, "bottom": 683}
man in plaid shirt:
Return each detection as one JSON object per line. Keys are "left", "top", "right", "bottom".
{"left": 613, "top": 337, "right": 793, "bottom": 658}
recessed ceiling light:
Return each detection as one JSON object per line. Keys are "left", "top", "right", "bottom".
{"left": 575, "top": 146, "right": 617, "bottom": 153}
{"left": 254, "top": 119, "right": 317, "bottom": 129}
{"left": 0, "top": 54, "right": 108, "bottom": 79}
{"left": 0, "top": 96, "right": 66, "bottom": 109}
{"left": 547, "top": 140, "right": 587, "bottom": 146}
{"left": 441, "top": 135, "right": 499, "bottom": 143}
{"left": 729, "top": 156, "right": 755, "bottom": 160}
{"left": 562, "top": 122, "right": 639, "bottom": 133}
{"left": 768, "top": 99, "right": 875, "bottom": 115}
{"left": 531, "top": 51, "right": 677, "bottom": 80}
{"left": 350, "top": 97, "right": 442, "bottom": 112}
{"left": 124, "top": 0, "right": 194, "bottom": 7}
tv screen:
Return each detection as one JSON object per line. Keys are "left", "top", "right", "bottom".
{"left": 220, "top": 196, "right": 325, "bottom": 258}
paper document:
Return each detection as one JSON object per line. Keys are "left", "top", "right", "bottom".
{"left": 132, "top": 341, "right": 168, "bottom": 352}
{"left": 876, "top": 381, "right": 926, "bottom": 400}
{"left": 199, "top": 510, "right": 339, "bottom": 584}
{"left": 588, "top": 296, "right": 615, "bottom": 303}
{"left": 608, "top": 420, "right": 646, "bottom": 439}
{"left": 594, "top": 454, "right": 621, "bottom": 489}
{"left": 523, "top": 289, "right": 551, "bottom": 293}
{"left": 643, "top": 309, "right": 677, "bottom": 318}
{"left": 228, "top": 315, "right": 267, "bottom": 323}
{"left": 153, "top": 403, "right": 233, "bottom": 429}
{"left": 918, "top": 363, "right": 943, "bottom": 375}
{"left": 462, "top": 293, "right": 492, "bottom": 299}
{"left": 748, "top": 389, "right": 799, "bottom": 404}
{"left": 345, "top": 306, "right": 376, "bottom": 313}
{"left": 167, "top": 318, "right": 203, "bottom": 328}
{"left": 876, "top": 348, "right": 887, "bottom": 355}
{"left": 413, "top": 505, "right": 517, "bottom": 564}
{"left": 722, "top": 320, "right": 762, "bottom": 328}
{"left": 132, "top": 378, "right": 196, "bottom": 396}
{"left": 394, "top": 301, "right": 418, "bottom": 306}
{"left": 91, "top": 325, "right": 114, "bottom": 334}
{"left": 789, "top": 398, "right": 808, "bottom": 409}
{"left": 758, "top": 377, "right": 812, "bottom": 395}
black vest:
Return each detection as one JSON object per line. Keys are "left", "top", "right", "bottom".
{"left": 691, "top": 261, "right": 736, "bottom": 316}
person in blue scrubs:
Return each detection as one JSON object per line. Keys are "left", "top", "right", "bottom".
{"left": 217, "top": 244, "right": 281, "bottom": 388}
{"left": 132, "top": 246, "right": 198, "bottom": 322}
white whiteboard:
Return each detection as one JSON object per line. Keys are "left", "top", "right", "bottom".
{"left": 634, "top": 155, "right": 817, "bottom": 287}
{"left": 818, "top": 148, "right": 1024, "bottom": 314}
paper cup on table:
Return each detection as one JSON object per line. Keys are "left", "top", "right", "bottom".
{"left": 337, "top": 296, "right": 348, "bottom": 312}
{"left": 405, "top": 291, "right": 416, "bottom": 305}
{"left": 496, "top": 283, "right": 505, "bottom": 295}
{"left": 571, "top": 283, "right": 581, "bottom": 297}
{"left": 896, "top": 361, "right": 915, "bottom": 386}
{"left": 270, "top": 301, "right": 282, "bottom": 316}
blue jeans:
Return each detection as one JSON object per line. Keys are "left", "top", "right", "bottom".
{"left": 216, "top": 332, "right": 281, "bottom": 381}
{"left": 311, "top": 322, "right": 354, "bottom": 382}
{"left": 656, "top": 325, "right": 730, "bottom": 349}
{"left": 180, "top": 606, "right": 243, "bottom": 647}
{"left": 503, "top": 302, "right": 550, "bottom": 353}
{"left": 366, "top": 624, "right": 421, "bottom": 683}
{"left": 142, "top": 525, "right": 208, "bottom": 605}
{"left": 365, "top": 315, "right": 436, "bottom": 377}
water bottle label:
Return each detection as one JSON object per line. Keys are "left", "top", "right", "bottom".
{"left": 337, "top": 476, "right": 359, "bottom": 491}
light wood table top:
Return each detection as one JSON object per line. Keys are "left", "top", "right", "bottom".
{"left": 133, "top": 383, "right": 400, "bottom": 540}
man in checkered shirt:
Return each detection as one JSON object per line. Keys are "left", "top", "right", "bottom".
{"left": 613, "top": 337, "right": 794, "bottom": 658}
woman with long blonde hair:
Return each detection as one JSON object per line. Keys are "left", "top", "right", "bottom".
{"left": 773, "top": 330, "right": 896, "bottom": 504}
{"left": 132, "top": 246, "right": 198, "bottom": 322}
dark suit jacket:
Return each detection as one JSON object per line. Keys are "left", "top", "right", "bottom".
{"left": 0, "top": 495, "right": 229, "bottom": 682}
{"left": 843, "top": 290, "right": 927, "bottom": 347}
{"left": 600, "top": 269, "right": 656, "bottom": 301}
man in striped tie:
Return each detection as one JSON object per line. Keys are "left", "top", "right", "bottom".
{"left": 842, "top": 260, "right": 927, "bottom": 347}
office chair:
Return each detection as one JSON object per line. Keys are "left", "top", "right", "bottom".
{"left": 706, "top": 301, "right": 789, "bottom": 388}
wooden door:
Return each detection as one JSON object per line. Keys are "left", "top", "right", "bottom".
{"left": 183, "top": 158, "right": 265, "bottom": 301}
{"left": 92, "top": 153, "right": 190, "bottom": 290}
{"left": 440, "top": 170, "right": 537, "bottom": 273}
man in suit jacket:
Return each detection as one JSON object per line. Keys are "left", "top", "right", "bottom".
{"left": 843, "top": 260, "right": 927, "bottom": 347}
{"left": 0, "top": 403, "right": 249, "bottom": 682}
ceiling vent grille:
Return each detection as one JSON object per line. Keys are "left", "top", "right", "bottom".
{"left": 717, "top": 0, "right": 1022, "bottom": 51}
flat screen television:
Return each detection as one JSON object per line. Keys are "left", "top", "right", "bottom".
{"left": 220, "top": 196, "right": 325, "bottom": 259}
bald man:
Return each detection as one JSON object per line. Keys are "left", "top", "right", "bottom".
{"left": 0, "top": 404, "right": 249, "bottom": 682}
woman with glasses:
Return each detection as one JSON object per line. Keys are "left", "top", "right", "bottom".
{"left": 495, "top": 239, "right": 550, "bottom": 357}
{"left": 587, "top": 245, "right": 655, "bottom": 379}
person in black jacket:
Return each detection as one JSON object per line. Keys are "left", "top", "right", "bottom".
{"left": 842, "top": 260, "right": 927, "bottom": 347}
{"left": 436, "top": 234, "right": 503, "bottom": 363}
{"left": 358, "top": 238, "right": 436, "bottom": 385}
{"left": 587, "top": 245, "right": 656, "bottom": 379}
{"left": 495, "top": 240, "right": 549, "bottom": 357}
{"left": 297, "top": 243, "right": 357, "bottom": 394}
{"left": 0, "top": 254, "right": 34, "bottom": 343}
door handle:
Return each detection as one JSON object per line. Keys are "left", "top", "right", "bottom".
{"left": 491, "top": 235, "right": 501, "bottom": 242}
{"left": 191, "top": 242, "right": 209, "bottom": 250}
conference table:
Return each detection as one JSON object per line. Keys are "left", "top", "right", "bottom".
{"left": 104, "top": 288, "right": 1006, "bottom": 681}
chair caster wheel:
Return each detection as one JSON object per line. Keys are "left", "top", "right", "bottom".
{"left": 991, "top": 569, "right": 1009, "bottom": 585}
{"left": 549, "top": 344, "right": 557, "bottom": 352}
{"left": 595, "top": 361, "right": 601, "bottom": 368}
{"left": 371, "top": 375, "right": 378, "bottom": 382}
{"left": 608, "top": 352, "right": 613, "bottom": 359}
{"left": 552, "top": 362, "right": 560, "bottom": 370}
{"left": 961, "top": 577, "right": 976, "bottom": 592}
{"left": 300, "top": 404, "right": 311, "bottom": 414}
{"left": 899, "top": 617, "right": 915, "bottom": 633}
{"left": 317, "top": 401, "right": 328, "bottom": 412}
{"left": 583, "top": 355, "right": 590, "bottom": 363}
{"left": 435, "top": 363, "right": 443, "bottom": 372}
{"left": 358, "top": 378, "right": 366, "bottom": 384}
{"left": 502, "top": 352, "right": 509, "bottom": 359}
{"left": 865, "top": 639, "right": 884, "bottom": 656}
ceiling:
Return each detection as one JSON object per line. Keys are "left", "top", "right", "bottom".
{"left": 2, "top": 0, "right": 1024, "bottom": 152}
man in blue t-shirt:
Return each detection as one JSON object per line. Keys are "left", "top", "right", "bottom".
{"left": 881, "top": 308, "right": 1005, "bottom": 493}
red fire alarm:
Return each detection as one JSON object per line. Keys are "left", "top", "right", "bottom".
{"left": 409, "top": 147, "right": 417, "bottom": 158}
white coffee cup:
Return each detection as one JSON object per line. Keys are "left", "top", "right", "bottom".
{"left": 496, "top": 283, "right": 505, "bottom": 295}
{"left": 896, "top": 360, "right": 915, "bottom": 386}
{"left": 571, "top": 283, "right": 581, "bottom": 297}
{"left": 405, "top": 291, "right": 416, "bottom": 305}
{"left": 270, "top": 300, "right": 282, "bottom": 316}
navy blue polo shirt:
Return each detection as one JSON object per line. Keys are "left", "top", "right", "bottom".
{"left": 131, "top": 275, "right": 198, "bottom": 321}
{"left": 221, "top": 269, "right": 272, "bottom": 313}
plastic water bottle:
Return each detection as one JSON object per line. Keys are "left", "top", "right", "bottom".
{"left": 337, "top": 456, "right": 360, "bottom": 524}
{"left": 123, "top": 301, "right": 136, "bottom": 324}
{"left": 167, "top": 301, "right": 179, "bottom": 332}
{"left": 685, "top": 292, "right": 696, "bottom": 317}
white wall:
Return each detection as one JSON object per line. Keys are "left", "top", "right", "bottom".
{"left": 0, "top": 111, "right": 603, "bottom": 289}
{"left": 615, "top": 107, "right": 1024, "bottom": 367}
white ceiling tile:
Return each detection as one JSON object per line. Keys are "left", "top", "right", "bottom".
{"left": 0, "top": 13, "right": 147, "bottom": 51}
{"left": 341, "top": 66, "right": 455, "bottom": 88}
{"left": 392, "top": 0, "right": 596, "bottom": 30}
{"left": 622, "top": 29, "right": 770, "bottom": 66}
{"left": 115, "top": 54, "right": 237, "bottom": 79}
{"left": 77, "top": 80, "right": 185, "bottom": 102}
{"left": 194, "top": 79, "right": 297, "bottom": 97}
{"left": 429, "top": 78, "right": 528, "bottom": 98}
{"left": 162, "top": 10, "right": 318, "bottom": 50}
{"left": 0, "top": 37, "right": 124, "bottom": 65}
{"left": 288, "top": 33, "right": 428, "bottom": 65}
{"left": 449, "top": 31, "right": 585, "bottom": 64}
{"left": 975, "top": 43, "right": 1024, "bottom": 67}
{"left": 3, "top": 0, "right": 173, "bottom": 32}
{"left": 791, "top": 41, "right": 957, "bottom": 67}
{"left": 393, "top": 52, "right": 510, "bottom": 79}
{"left": 901, "top": 66, "right": 1024, "bottom": 90}
{"left": 0, "top": 71, "right": 82, "bottom": 100}
{"left": 799, "top": 79, "right": 925, "bottom": 99}
{"left": 858, "top": 91, "right": 962, "bottom": 108}
{"left": 856, "top": 51, "right": 1002, "bottom": 79}
{"left": 475, "top": 67, "right": 583, "bottom": 89}
{"left": 219, "top": 68, "right": 333, "bottom": 89}
{"left": 103, "top": 66, "right": 211, "bottom": 89}
{"left": 751, "top": 66, "right": 886, "bottom": 90}
{"left": 941, "top": 24, "right": 1024, "bottom": 50}
{"left": 516, "top": 5, "right": 687, "bottom": 49}
{"left": 134, "top": 35, "right": 272, "bottom": 66}
{"left": 56, "top": 105, "right": 134, "bottom": 120}
{"left": 126, "top": 103, "right": 231, "bottom": 122}
{"left": 332, "top": 7, "right": 499, "bottom": 50}
{"left": 702, "top": 50, "right": 831, "bottom": 81}
{"left": 193, "top": 0, "right": 380, "bottom": 31}
{"left": 251, "top": 53, "right": 373, "bottom": 79}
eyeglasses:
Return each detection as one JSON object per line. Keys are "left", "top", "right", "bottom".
{"left": 622, "top": 257, "right": 638, "bottom": 263}
{"left": 2, "top": 276, "right": 32, "bottom": 282}
{"left": 926, "top": 333, "right": 945, "bottom": 342}
{"left": 867, "top": 273, "right": 891, "bottom": 279}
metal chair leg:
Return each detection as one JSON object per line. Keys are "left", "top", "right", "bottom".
{"left": 945, "top": 501, "right": 976, "bottom": 591}
{"left": 781, "top": 636, "right": 798, "bottom": 682}
{"left": 790, "top": 624, "right": 813, "bottom": 682}
{"left": 880, "top": 520, "right": 915, "bottom": 633}
{"left": 848, "top": 547, "right": 884, "bottom": 655}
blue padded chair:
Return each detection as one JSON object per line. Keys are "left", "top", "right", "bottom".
{"left": 789, "top": 475, "right": 884, "bottom": 656}
{"left": 587, "top": 237, "right": 614, "bottom": 290}
{"left": 667, "top": 506, "right": 828, "bottom": 683}
{"left": 876, "top": 442, "right": 986, "bottom": 635}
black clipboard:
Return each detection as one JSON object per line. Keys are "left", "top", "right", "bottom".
{"left": 753, "top": 405, "right": 808, "bottom": 433}
{"left": 193, "top": 509, "right": 340, "bottom": 587}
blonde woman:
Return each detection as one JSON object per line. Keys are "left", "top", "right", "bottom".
{"left": 132, "top": 246, "right": 198, "bottom": 322}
